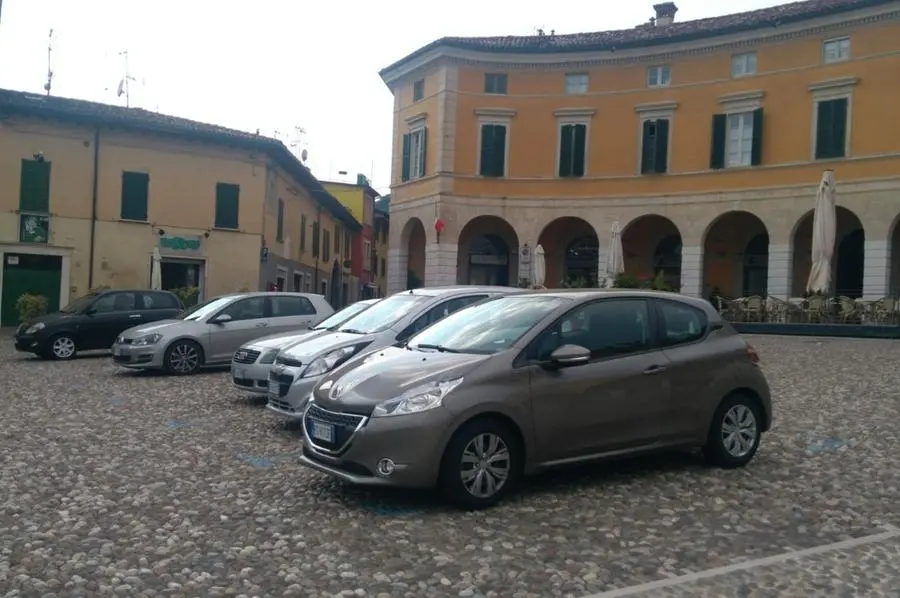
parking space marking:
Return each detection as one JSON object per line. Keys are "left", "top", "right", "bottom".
{"left": 582, "top": 526, "right": 900, "bottom": 598}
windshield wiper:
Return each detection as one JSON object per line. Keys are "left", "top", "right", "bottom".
{"left": 414, "top": 343, "right": 460, "bottom": 353}
{"left": 340, "top": 328, "right": 366, "bottom": 335}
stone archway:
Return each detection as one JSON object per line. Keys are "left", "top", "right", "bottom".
{"left": 401, "top": 218, "right": 427, "bottom": 290}
{"left": 621, "top": 215, "right": 683, "bottom": 290}
{"left": 791, "top": 207, "right": 865, "bottom": 297}
{"left": 702, "top": 211, "right": 769, "bottom": 298}
{"left": 537, "top": 217, "right": 599, "bottom": 287}
{"left": 456, "top": 216, "right": 519, "bottom": 286}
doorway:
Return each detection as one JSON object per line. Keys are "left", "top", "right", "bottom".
{"left": 1, "top": 253, "right": 62, "bottom": 327}
{"left": 159, "top": 259, "right": 204, "bottom": 300}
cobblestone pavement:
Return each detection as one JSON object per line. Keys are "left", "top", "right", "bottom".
{"left": 0, "top": 333, "right": 898, "bottom": 598}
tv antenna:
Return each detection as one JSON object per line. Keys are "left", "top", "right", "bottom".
{"left": 288, "top": 125, "right": 307, "bottom": 159}
{"left": 43, "top": 29, "right": 55, "bottom": 95}
{"left": 116, "top": 50, "right": 136, "bottom": 107}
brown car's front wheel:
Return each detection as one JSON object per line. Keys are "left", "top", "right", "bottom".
{"left": 703, "top": 393, "right": 763, "bottom": 468}
{"left": 438, "top": 418, "right": 521, "bottom": 510}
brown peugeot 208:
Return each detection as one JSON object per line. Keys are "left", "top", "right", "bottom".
{"left": 299, "top": 290, "right": 772, "bottom": 510}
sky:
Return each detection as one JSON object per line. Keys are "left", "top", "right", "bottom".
{"left": 0, "top": 0, "right": 784, "bottom": 195}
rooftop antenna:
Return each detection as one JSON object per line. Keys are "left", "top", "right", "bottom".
{"left": 116, "top": 50, "right": 136, "bottom": 107}
{"left": 288, "top": 125, "right": 307, "bottom": 160}
{"left": 43, "top": 29, "right": 55, "bottom": 96}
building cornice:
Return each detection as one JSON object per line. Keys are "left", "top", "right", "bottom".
{"left": 473, "top": 107, "right": 517, "bottom": 118}
{"left": 553, "top": 108, "right": 597, "bottom": 118}
{"left": 808, "top": 76, "right": 860, "bottom": 92}
{"left": 381, "top": 4, "right": 900, "bottom": 87}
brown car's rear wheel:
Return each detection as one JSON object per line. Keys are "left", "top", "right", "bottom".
{"left": 438, "top": 417, "right": 521, "bottom": 510}
{"left": 703, "top": 393, "right": 763, "bottom": 469}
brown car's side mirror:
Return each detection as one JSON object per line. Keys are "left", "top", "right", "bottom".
{"left": 548, "top": 344, "right": 591, "bottom": 368}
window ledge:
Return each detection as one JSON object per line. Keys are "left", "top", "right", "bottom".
{"left": 634, "top": 101, "right": 678, "bottom": 115}
{"left": 118, "top": 218, "right": 149, "bottom": 224}
{"left": 554, "top": 108, "right": 596, "bottom": 118}
{"left": 809, "top": 76, "right": 858, "bottom": 94}
{"left": 474, "top": 107, "right": 516, "bottom": 118}
{"left": 405, "top": 112, "right": 427, "bottom": 126}
{"left": 213, "top": 226, "right": 240, "bottom": 232}
{"left": 718, "top": 90, "right": 765, "bottom": 104}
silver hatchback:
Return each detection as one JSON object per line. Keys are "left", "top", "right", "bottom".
{"left": 112, "top": 292, "right": 334, "bottom": 375}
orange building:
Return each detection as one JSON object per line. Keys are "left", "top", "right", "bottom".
{"left": 380, "top": 0, "right": 900, "bottom": 300}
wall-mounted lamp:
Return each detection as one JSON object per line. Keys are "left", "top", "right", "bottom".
{"left": 32, "top": 152, "right": 46, "bottom": 163}
{"left": 204, "top": 230, "right": 211, "bottom": 238}
{"left": 157, "top": 228, "right": 166, "bottom": 236}
{"left": 521, "top": 243, "right": 530, "bottom": 258}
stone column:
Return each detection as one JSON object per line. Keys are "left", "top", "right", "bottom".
{"left": 386, "top": 248, "right": 407, "bottom": 295}
{"left": 679, "top": 246, "right": 703, "bottom": 297}
{"left": 765, "top": 244, "right": 792, "bottom": 299}
{"left": 862, "top": 239, "right": 890, "bottom": 299}
{"left": 425, "top": 243, "right": 458, "bottom": 287}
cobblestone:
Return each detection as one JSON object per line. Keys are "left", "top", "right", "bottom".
{"left": 0, "top": 333, "right": 898, "bottom": 597}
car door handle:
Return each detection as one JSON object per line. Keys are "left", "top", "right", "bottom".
{"left": 643, "top": 364, "right": 667, "bottom": 375}
{"left": 255, "top": 322, "right": 269, "bottom": 328}
{"left": 129, "top": 314, "right": 142, "bottom": 319}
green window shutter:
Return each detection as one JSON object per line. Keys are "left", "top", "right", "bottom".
{"left": 420, "top": 128, "right": 427, "bottom": 177}
{"left": 640, "top": 121, "right": 655, "bottom": 174}
{"left": 492, "top": 125, "right": 507, "bottom": 177}
{"left": 572, "top": 124, "right": 587, "bottom": 177}
{"left": 654, "top": 119, "right": 670, "bottom": 174}
{"left": 479, "top": 125, "right": 493, "bottom": 176}
{"left": 401, "top": 134, "right": 411, "bottom": 182}
{"left": 19, "top": 159, "right": 51, "bottom": 212}
{"left": 815, "top": 100, "right": 835, "bottom": 159}
{"left": 214, "top": 183, "right": 239, "bottom": 229}
{"left": 120, "top": 172, "right": 149, "bottom": 220}
{"left": 276, "top": 199, "right": 284, "bottom": 241}
{"left": 300, "top": 215, "right": 307, "bottom": 250}
{"left": 558, "top": 124, "right": 573, "bottom": 177}
{"left": 709, "top": 114, "right": 727, "bottom": 170}
{"left": 830, "top": 98, "right": 848, "bottom": 158}
{"left": 750, "top": 108, "right": 764, "bottom": 166}
{"left": 312, "top": 221, "right": 320, "bottom": 258}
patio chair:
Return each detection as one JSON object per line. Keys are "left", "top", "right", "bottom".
{"left": 837, "top": 296, "right": 860, "bottom": 323}
{"left": 743, "top": 295, "right": 765, "bottom": 322}
{"left": 803, "top": 295, "right": 828, "bottom": 323}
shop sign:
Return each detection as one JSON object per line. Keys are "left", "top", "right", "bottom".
{"left": 159, "top": 234, "right": 203, "bottom": 254}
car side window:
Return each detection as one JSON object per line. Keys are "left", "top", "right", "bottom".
{"left": 219, "top": 297, "right": 266, "bottom": 322}
{"left": 398, "top": 295, "right": 489, "bottom": 341}
{"left": 92, "top": 292, "right": 136, "bottom": 313}
{"left": 140, "top": 292, "right": 179, "bottom": 310}
{"left": 529, "top": 299, "right": 652, "bottom": 361}
{"left": 271, "top": 296, "right": 316, "bottom": 317}
{"left": 657, "top": 300, "right": 707, "bottom": 346}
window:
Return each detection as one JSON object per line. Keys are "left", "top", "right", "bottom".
{"left": 823, "top": 37, "right": 850, "bottom": 64}
{"left": 92, "top": 292, "right": 137, "bottom": 313}
{"left": 404, "top": 295, "right": 489, "bottom": 337}
{"left": 334, "top": 228, "right": 341, "bottom": 255}
{"left": 565, "top": 73, "right": 589, "bottom": 94}
{"left": 300, "top": 215, "right": 307, "bottom": 251}
{"left": 322, "top": 229, "right": 331, "bottom": 262}
{"left": 531, "top": 299, "right": 652, "bottom": 361}
{"left": 484, "top": 73, "right": 508, "bottom": 94}
{"left": 276, "top": 199, "right": 284, "bottom": 242}
{"left": 380, "top": 258, "right": 386, "bottom": 277}
{"left": 363, "top": 240, "right": 372, "bottom": 270}
{"left": 558, "top": 123, "right": 587, "bottom": 178}
{"left": 815, "top": 98, "right": 849, "bottom": 159}
{"left": 214, "top": 182, "right": 240, "bottom": 229}
{"left": 479, "top": 124, "right": 508, "bottom": 177}
{"left": 293, "top": 272, "right": 302, "bottom": 292}
{"left": 271, "top": 295, "right": 316, "bottom": 316}
{"left": 19, "top": 158, "right": 51, "bottom": 243}
{"left": 640, "top": 119, "right": 670, "bottom": 174}
{"left": 320, "top": 280, "right": 327, "bottom": 296}
{"left": 731, "top": 53, "right": 757, "bottom": 77}
{"left": 710, "top": 109, "right": 763, "bottom": 169}
{"left": 275, "top": 272, "right": 286, "bottom": 291}
{"left": 401, "top": 127, "right": 427, "bottom": 182}
{"left": 220, "top": 297, "right": 265, "bottom": 321}
{"left": 121, "top": 171, "right": 149, "bottom": 221}
{"left": 305, "top": 274, "right": 312, "bottom": 292}
{"left": 413, "top": 78, "right": 425, "bottom": 102}
{"left": 656, "top": 300, "right": 707, "bottom": 346}
{"left": 647, "top": 66, "right": 671, "bottom": 87}
{"left": 344, "top": 230, "right": 351, "bottom": 256}
{"left": 140, "top": 292, "right": 179, "bottom": 310}
{"left": 312, "top": 221, "right": 320, "bottom": 258}
{"left": 338, "top": 292, "right": 430, "bottom": 334}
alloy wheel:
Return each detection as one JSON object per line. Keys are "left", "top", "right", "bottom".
{"left": 52, "top": 336, "right": 76, "bottom": 359}
{"left": 721, "top": 404, "right": 758, "bottom": 458}
{"left": 460, "top": 433, "right": 511, "bottom": 498}
{"left": 169, "top": 343, "right": 199, "bottom": 374}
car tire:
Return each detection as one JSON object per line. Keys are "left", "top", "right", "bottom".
{"left": 45, "top": 334, "right": 77, "bottom": 361}
{"left": 438, "top": 417, "right": 521, "bottom": 510}
{"left": 163, "top": 340, "right": 203, "bottom": 375}
{"left": 703, "top": 393, "right": 763, "bottom": 469}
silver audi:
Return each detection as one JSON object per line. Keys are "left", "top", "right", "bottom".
{"left": 231, "top": 298, "right": 380, "bottom": 394}
{"left": 112, "top": 292, "right": 334, "bottom": 375}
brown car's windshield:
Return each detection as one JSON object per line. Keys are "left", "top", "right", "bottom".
{"left": 409, "top": 296, "right": 567, "bottom": 354}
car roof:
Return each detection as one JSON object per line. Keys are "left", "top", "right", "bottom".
{"left": 401, "top": 285, "right": 526, "bottom": 297}
{"left": 508, "top": 288, "right": 718, "bottom": 313}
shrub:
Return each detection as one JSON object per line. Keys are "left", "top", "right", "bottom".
{"left": 16, "top": 293, "right": 48, "bottom": 323}
{"left": 172, "top": 286, "right": 200, "bottom": 307}
{"left": 649, "top": 270, "right": 671, "bottom": 292}
{"left": 614, "top": 273, "right": 640, "bottom": 288}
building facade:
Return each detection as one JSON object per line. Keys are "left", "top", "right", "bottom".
{"left": 380, "top": 0, "right": 900, "bottom": 301}
{"left": 373, "top": 194, "right": 390, "bottom": 296}
{"left": 323, "top": 176, "right": 380, "bottom": 301}
{"left": 0, "top": 90, "right": 359, "bottom": 325}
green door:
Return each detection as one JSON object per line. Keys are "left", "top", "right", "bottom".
{"left": 1, "top": 253, "right": 62, "bottom": 326}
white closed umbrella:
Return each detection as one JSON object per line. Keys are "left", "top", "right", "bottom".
{"left": 806, "top": 170, "right": 836, "bottom": 295}
{"left": 532, "top": 244, "right": 546, "bottom": 289}
{"left": 150, "top": 247, "right": 163, "bottom": 290}
{"left": 605, "top": 220, "right": 625, "bottom": 287}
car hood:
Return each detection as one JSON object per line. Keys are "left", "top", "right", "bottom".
{"left": 120, "top": 319, "right": 205, "bottom": 339}
{"left": 279, "top": 331, "right": 376, "bottom": 361}
{"left": 20, "top": 310, "right": 75, "bottom": 329}
{"left": 311, "top": 346, "right": 490, "bottom": 416}
{"left": 245, "top": 329, "right": 323, "bottom": 350}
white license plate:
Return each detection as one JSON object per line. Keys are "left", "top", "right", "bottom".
{"left": 267, "top": 381, "right": 279, "bottom": 398}
{"left": 310, "top": 420, "right": 335, "bottom": 443}
{"left": 113, "top": 347, "right": 124, "bottom": 357}
{"left": 233, "top": 368, "right": 246, "bottom": 379}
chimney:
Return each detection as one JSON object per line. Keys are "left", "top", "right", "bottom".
{"left": 653, "top": 2, "right": 678, "bottom": 26}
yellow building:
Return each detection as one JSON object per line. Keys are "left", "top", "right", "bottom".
{"left": 0, "top": 89, "right": 360, "bottom": 325}
{"left": 373, "top": 194, "right": 390, "bottom": 296}
{"left": 323, "top": 176, "right": 381, "bottom": 301}
{"left": 380, "top": 0, "right": 900, "bottom": 300}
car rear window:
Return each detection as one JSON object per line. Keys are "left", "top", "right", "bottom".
{"left": 142, "top": 292, "right": 180, "bottom": 309}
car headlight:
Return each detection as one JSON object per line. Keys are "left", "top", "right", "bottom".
{"left": 131, "top": 333, "right": 162, "bottom": 346}
{"left": 301, "top": 346, "right": 358, "bottom": 379}
{"left": 372, "top": 378, "right": 464, "bottom": 418}
{"left": 259, "top": 349, "right": 278, "bottom": 364}
{"left": 25, "top": 322, "right": 45, "bottom": 335}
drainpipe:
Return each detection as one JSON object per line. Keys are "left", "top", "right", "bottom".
{"left": 87, "top": 127, "right": 100, "bottom": 289}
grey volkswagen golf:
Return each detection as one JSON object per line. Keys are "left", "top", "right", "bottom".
{"left": 298, "top": 290, "right": 772, "bottom": 510}
{"left": 265, "top": 286, "right": 526, "bottom": 418}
